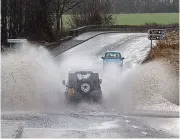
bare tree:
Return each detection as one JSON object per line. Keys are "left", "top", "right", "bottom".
{"left": 1, "top": 0, "right": 57, "bottom": 45}
{"left": 172, "top": 0, "right": 179, "bottom": 12}
{"left": 68, "top": 0, "right": 113, "bottom": 28}
{"left": 1, "top": 0, "right": 8, "bottom": 46}
{"left": 110, "top": 0, "right": 178, "bottom": 13}
{"left": 53, "top": 0, "right": 83, "bottom": 33}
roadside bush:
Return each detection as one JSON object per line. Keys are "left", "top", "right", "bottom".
{"left": 68, "top": 13, "right": 113, "bottom": 28}
{"left": 68, "top": 0, "right": 114, "bottom": 28}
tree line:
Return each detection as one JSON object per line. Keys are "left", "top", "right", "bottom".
{"left": 1, "top": 0, "right": 179, "bottom": 47}
{"left": 110, "top": 0, "right": 179, "bottom": 13}
{"left": 1, "top": 0, "right": 84, "bottom": 46}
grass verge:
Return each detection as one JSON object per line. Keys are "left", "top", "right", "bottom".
{"left": 142, "top": 30, "right": 179, "bottom": 75}
{"left": 112, "top": 13, "right": 179, "bottom": 25}
{"left": 63, "top": 13, "right": 179, "bottom": 29}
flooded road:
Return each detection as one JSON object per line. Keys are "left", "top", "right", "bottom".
{"left": 1, "top": 32, "right": 179, "bottom": 138}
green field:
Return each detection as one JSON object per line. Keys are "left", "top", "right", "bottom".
{"left": 63, "top": 13, "right": 179, "bottom": 29}
{"left": 112, "top": 13, "right": 179, "bottom": 25}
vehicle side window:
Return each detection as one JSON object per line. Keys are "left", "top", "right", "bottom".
{"left": 117, "top": 53, "right": 121, "bottom": 58}
{"left": 105, "top": 53, "right": 111, "bottom": 58}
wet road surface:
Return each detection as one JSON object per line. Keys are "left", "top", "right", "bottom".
{"left": 2, "top": 32, "right": 179, "bottom": 138}
{"left": 2, "top": 113, "right": 179, "bottom": 138}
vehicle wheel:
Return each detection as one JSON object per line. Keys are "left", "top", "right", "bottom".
{"left": 90, "top": 91, "right": 102, "bottom": 103}
{"left": 65, "top": 97, "right": 79, "bottom": 106}
{"left": 92, "top": 73, "right": 102, "bottom": 88}
{"left": 78, "top": 80, "right": 93, "bottom": 95}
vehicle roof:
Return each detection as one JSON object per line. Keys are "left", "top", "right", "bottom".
{"left": 105, "top": 51, "right": 121, "bottom": 54}
{"left": 68, "top": 70, "right": 94, "bottom": 74}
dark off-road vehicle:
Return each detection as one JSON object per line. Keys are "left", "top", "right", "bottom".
{"left": 62, "top": 71, "right": 102, "bottom": 103}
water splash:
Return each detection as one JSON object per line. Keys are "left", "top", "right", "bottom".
{"left": 1, "top": 43, "right": 66, "bottom": 112}
{"left": 1, "top": 43, "right": 179, "bottom": 115}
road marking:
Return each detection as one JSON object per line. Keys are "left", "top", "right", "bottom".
{"left": 132, "top": 125, "right": 139, "bottom": 129}
{"left": 125, "top": 120, "right": 130, "bottom": 123}
{"left": 141, "top": 131, "right": 148, "bottom": 135}
{"left": 89, "top": 120, "right": 119, "bottom": 130}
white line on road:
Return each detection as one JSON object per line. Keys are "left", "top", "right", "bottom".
{"left": 125, "top": 120, "right": 130, "bottom": 123}
{"left": 132, "top": 125, "right": 139, "bottom": 129}
{"left": 141, "top": 131, "right": 148, "bottom": 135}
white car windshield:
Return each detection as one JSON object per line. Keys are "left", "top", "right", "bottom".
{"left": 105, "top": 53, "right": 121, "bottom": 59}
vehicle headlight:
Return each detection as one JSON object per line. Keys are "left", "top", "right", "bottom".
{"left": 119, "top": 61, "right": 123, "bottom": 66}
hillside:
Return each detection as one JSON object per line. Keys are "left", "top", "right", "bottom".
{"left": 142, "top": 30, "right": 179, "bottom": 75}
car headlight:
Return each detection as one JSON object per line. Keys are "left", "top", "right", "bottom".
{"left": 120, "top": 61, "right": 123, "bottom": 65}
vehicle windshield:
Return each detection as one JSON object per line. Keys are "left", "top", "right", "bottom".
{"left": 105, "top": 52, "right": 121, "bottom": 59}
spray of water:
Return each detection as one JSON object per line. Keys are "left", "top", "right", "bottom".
{"left": 1, "top": 43, "right": 66, "bottom": 112}
{"left": 1, "top": 43, "right": 179, "bottom": 115}
{"left": 101, "top": 60, "right": 179, "bottom": 113}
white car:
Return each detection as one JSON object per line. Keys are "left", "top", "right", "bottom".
{"left": 101, "top": 51, "right": 124, "bottom": 68}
